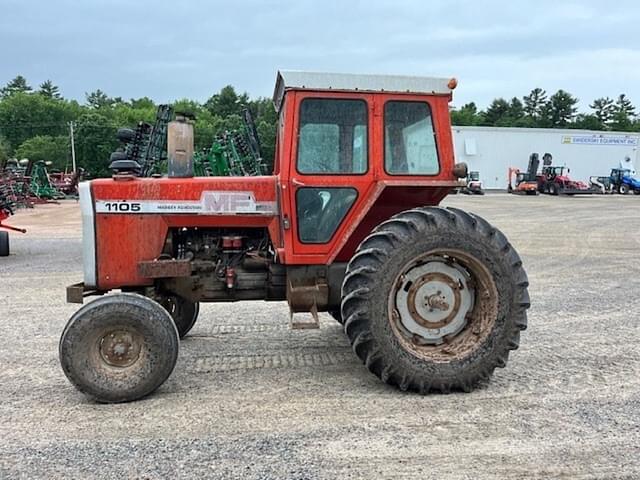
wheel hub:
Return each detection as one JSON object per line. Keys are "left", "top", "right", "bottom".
{"left": 99, "top": 330, "right": 142, "bottom": 367}
{"left": 395, "top": 258, "right": 474, "bottom": 344}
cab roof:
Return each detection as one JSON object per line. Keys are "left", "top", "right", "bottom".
{"left": 273, "top": 70, "right": 454, "bottom": 112}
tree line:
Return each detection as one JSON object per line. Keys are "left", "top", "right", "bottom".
{"left": 1, "top": 75, "right": 638, "bottom": 178}
{"left": 0, "top": 75, "right": 276, "bottom": 177}
{"left": 451, "top": 88, "right": 638, "bottom": 131}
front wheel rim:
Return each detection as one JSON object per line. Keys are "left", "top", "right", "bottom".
{"left": 98, "top": 329, "right": 143, "bottom": 367}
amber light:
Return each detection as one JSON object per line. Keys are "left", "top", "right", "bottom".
{"left": 448, "top": 78, "right": 458, "bottom": 90}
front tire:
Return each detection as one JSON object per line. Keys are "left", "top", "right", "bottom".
{"left": 0, "top": 231, "right": 9, "bottom": 257}
{"left": 620, "top": 184, "right": 629, "bottom": 195}
{"left": 341, "top": 207, "right": 529, "bottom": 393}
{"left": 59, "top": 293, "right": 179, "bottom": 403}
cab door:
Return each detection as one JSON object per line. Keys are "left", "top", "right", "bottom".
{"left": 286, "top": 92, "right": 375, "bottom": 264}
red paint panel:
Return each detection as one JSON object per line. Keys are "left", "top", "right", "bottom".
{"left": 92, "top": 176, "right": 280, "bottom": 289}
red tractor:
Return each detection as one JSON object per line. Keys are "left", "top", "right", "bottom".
{"left": 537, "top": 164, "right": 592, "bottom": 195}
{"left": 60, "top": 72, "right": 530, "bottom": 403}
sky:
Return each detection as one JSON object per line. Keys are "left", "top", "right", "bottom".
{"left": 1, "top": 0, "right": 639, "bottom": 111}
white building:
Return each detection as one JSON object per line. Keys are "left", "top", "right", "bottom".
{"left": 451, "top": 126, "right": 640, "bottom": 189}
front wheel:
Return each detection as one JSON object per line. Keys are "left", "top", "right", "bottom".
{"left": 0, "top": 231, "right": 9, "bottom": 257}
{"left": 341, "top": 207, "right": 530, "bottom": 393}
{"left": 619, "top": 185, "right": 629, "bottom": 195}
{"left": 59, "top": 293, "right": 179, "bottom": 403}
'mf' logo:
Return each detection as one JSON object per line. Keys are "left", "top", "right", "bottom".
{"left": 201, "top": 191, "right": 256, "bottom": 213}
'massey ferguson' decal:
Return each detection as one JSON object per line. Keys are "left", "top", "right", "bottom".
{"left": 95, "top": 191, "right": 276, "bottom": 215}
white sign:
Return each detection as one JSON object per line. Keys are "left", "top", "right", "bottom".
{"left": 561, "top": 134, "right": 639, "bottom": 147}
{"left": 95, "top": 191, "right": 277, "bottom": 215}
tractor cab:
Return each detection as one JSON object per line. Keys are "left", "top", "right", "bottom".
{"left": 542, "top": 166, "right": 566, "bottom": 181}
{"left": 610, "top": 168, "right": 631, "bottom": 182}
{"left": 272, "top": 71, "right": 463, "bottom": 262}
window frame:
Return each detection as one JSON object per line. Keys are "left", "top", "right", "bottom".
{"left": 382, "top": 99, "right": 441, "bottom": 176}
{"left": 295, "top": 97, "right": 370, "bottom": 176}
{"left": 295, "top": 186, "right": 359, "bottom": 244}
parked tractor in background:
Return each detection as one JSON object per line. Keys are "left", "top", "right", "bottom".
{"left": 59, "top": 71, "right": 530, "bottom": 403}
{"left": 536, "top": 153, "right": 592, "bottom": 195}
{"left": 460, "top": 170, "right": 484, "bottom": 195}
{"left": 609, "top": 168, "right": 640, "bottom": 194}
{"left": 508, "top": 153, "right": 539, "bottom": 195}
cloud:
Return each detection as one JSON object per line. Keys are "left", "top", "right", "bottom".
{"left": 0, "top": 0, "right": 638, "bottom": 112}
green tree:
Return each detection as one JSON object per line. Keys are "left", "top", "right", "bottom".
{"left": 589, "top": 97, "right": 614, "bottom": 127}
{"left": 39, "top": 80, "right": 61, "bottom": 99}
{"left": 0, "top": 75, "right": 32, "bottom": 98}
{"left": 610, "top": 94, "right": 636, "bottom": 131}
{"left": 451, "top": 102, "right": 480, "bottom": 126}
{"left": 205, "top": 85, "right": 249, "bottom": 118}
{"left": 523, "top": 88, "right": 547, "bottom": 122}
{"left": 545, "top": 90, "right": 578, "bottom": 127}
{"left": 0, "top": 93, "right": 81, "bottom": 149}
{"left": 130, "top": 97, "right": 156, "bottom": 110}
{"left": 508, "top": 97, "right": 524, "bottom": 120}
{"left": 0, "top": 136, "right": 10, "bottom": 163}
{"left": 483, "top": 98, "right": 511, "bottom": 125}
{"left": 85, "top": 89, "right": 113, "bottom": 109}
{"left": 15, "top": 135, "right": 69, "bottom": 169}
{"left": 571, "top": 114, "right": 604, "bottom": 131}
{"left": 74, "top": 112, "right": 118, "bottom": 177}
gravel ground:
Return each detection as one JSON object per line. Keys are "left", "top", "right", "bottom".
{"left": 0, "top": 195, "right": 638, "bottom": 479}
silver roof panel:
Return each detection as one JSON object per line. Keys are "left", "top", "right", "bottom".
{"left": 273, "top": 70, "right": 454, "bottom": 111}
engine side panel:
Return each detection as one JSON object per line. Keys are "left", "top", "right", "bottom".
{"left": 91, "top": 176, "right": 279, "bottom": 289}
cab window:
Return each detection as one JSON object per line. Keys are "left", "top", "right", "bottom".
{"left": 297, "top": 98, "right": 367, "bottom": 174}
{"left": 384, "top": 101, "right": 439, "bottom": 175}
{"left": 296, "top": 187, "right": 357, "bottom": 243}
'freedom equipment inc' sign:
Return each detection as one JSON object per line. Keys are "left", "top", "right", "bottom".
{"left": 561, "top": 134, "right": 639, "bottom": 146}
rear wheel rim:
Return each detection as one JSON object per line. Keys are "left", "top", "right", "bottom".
{"left": 388, "top": 249, "right": 499, "bottom": 363}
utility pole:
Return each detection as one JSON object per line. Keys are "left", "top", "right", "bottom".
{"left": 69, "top": 121, "right": 77, "bottom": 172}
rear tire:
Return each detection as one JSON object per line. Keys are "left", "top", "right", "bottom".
{"left": 0, "top": 231, "right": 9, "bottom": 257}
{"left": 341, "top": 207, "right": 529, "bottom": 393}
{"left": 59, "top": 293, "right": 179, "bottom": 403}
{"left": 328, "top": 309, "right": 343, "bottom": 324}
{"left": 620, "top": 184, "right": 629, "bottom": 195}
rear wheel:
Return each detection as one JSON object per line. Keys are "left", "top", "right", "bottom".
{"left": 341, "top": 207, "right": 529, "bottom": 393}
{"left": 620, "top": 184, "right": 629, "bottom": 195}
{"left": 0, "top": 231, "right": 9, "bottom": 257}
{"left": 328, "top": 309, "right": 343, "bottom": 324}
{"left": 59, "top": 293, "right": 179, "bottom": 403}
{"left": 159, "top": 296, "right": 199, "bottom": 338}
